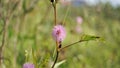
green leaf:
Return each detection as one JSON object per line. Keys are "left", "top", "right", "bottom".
{"left": 54, "top": 60, "right": 66, "bottom": 68}
{"left": 81, "top": 34, "right": 100, "bottom": 41}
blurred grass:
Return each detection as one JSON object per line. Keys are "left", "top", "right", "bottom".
{"left": 0, "top": 0, "right": 120, "bottom": 68}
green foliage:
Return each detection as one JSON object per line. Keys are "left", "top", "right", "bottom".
{"left": 81, "top": 34, "right": 100, "bottom": 41}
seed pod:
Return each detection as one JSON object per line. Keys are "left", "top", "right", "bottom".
{"left": 58, "top": 41, "right": 62, "bottom": 48}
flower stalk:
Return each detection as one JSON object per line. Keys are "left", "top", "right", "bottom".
{"left": 51, "top": 0, "right": 59, "bottom": 68}
{"left": 51, "top": 0, "right": 57, "bottom": 25}
{"left": 54, "top": 4, "right": 57, "bottom": 25}
{"left": 51, "top": 49, "right": 59, "bottom": 68}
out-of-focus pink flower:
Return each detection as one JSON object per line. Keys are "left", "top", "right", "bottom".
{"left": 75, "top": 26, "right": 82, "bottom": 34}
{"left": 76, "top": 16, "right": 83, "bottom": 24}
{"left": 60, "top": 0, "right": 71, "bottom": 6}
{"left": 52, "top": 25, "right": 66, "bottom": 42}
{"left": 23, "top": 63, "right": 34, "bottom": 68}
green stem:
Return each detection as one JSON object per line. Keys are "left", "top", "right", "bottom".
{"left": 54, "top": 4, "right": 57, "bottom": 25}
{"left": 59, "top": 40, "right": 85, "bottom": 51}
{"left": 51, "top": 1, "right": 58, "bottom": 68}
{"left": 51, "top": 51, "right": 59, "bottom": 68}
{"left": 52, "top": 2, "right": 57, "bottom": 25}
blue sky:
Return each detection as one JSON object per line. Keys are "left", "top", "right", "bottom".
{"left": 109, "top": 0, "right": 120, "bottom": 6}
{"left": 86, "top": 0, "right": 120, "bottom": 6}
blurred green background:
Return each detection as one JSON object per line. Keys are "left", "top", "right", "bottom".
{"left": 0, "top": 0, "right": 120, "bottom": 68}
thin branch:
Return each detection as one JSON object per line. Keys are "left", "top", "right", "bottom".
{"left": 0, "top": 17, "right": 8, "bottom": 65}
{"left": 59, "top": 36, "right": 100, "bottom": 51}
{"left": 59, "top": 40, "right": 86, "bottom": 51}
{"left": 0, "top": 27, "right": 4, "bottom": 35}
{"left": 0, "top": 10, "right": 5, "bottom": 35}
{"left": 0, "top": 22, "right": 6, "bottom": 48}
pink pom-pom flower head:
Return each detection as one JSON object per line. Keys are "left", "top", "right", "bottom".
{"left": 76, "top": 16, "right": 83, "bottom": 24}
{"left": 52, "top": 25, "right": 66, "bottom": 42}
{"left": 23, "top": 63, "right": 34, "bottom": 68}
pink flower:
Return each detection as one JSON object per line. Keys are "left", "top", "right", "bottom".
{"left": 23, "top": 63, "right": 34, "bottom": 68}
{"left": 76, "top": 16, "right": 83, "bottom": 24}
{"left": 60, "top": 0, "right": 71, "bottom": 6}
{"left": 75, "top": 26, "right": 82, "bottom": 34}
{"left": 52, "top": 25, "right": 66, "bottom": 42}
